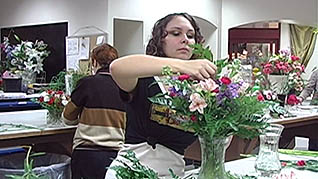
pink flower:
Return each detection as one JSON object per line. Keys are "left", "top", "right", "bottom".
{"left": 220, "top": 77, "right": 231, "bottom": 85}
{"left": 263, "top": 67, "right": 273, "bottom": 74}
{"left": 189, "top": 93, "right": 207, "bottom": 114}
{"left": 264, "top": 63, "right": 273, "bottom": 68}
{"left": 178, "top": 74, "right": 190, "bottom": 81}
{"left": 199, "top": 78, "right": 219, "bottom": 92}
{"left": 281, "top": 162, "right": 287, "bottom": 167}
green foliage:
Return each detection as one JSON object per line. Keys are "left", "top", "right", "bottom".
{"left": 47, "top": 71, "right": 66, "bottom": 91}
{"left": 279, "top": 149, "right": 318, "bottom": 157}
{"left": 110, "top": 150, "right": 159, "bottom": 179}
{"left": 6, "top": 146, "right": 48, "bottom": 179}
{"left": 189, "top": 44, "right": 213, "bottom": 61}
{"left": 66, "top": 68, "right": 90, "bottom": 93}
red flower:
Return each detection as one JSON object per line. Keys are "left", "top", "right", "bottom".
{"left": 56, "top": 90, "right": 64, "bottom": 95}
{"left": 190, "top": 115, "right": 197, "bottom": 122}
{"left": 39, "top": 96, "right": 44, "bottom": 102}
{"left": 48, "top": 97, "right": 55, "bottom": 105}
{"left": 287, "top": 94, "right": 300, "bottom": 105}
{"left": 178, "top": 74, "right": 190, "bottom": 81}
{"left": 257, "top": 93, "right": 265, "bottom": 101}
{"left": 212, "top": 88, "right": 219, "bottom": 93}
{"left": 47, "top": 90, "right": 53, "bottom": 94}
{"left": 169, "top": 92, "right": 177, "bottom": 97}
{"left": 220, "top": 77, "right": 231, "bottom": 85}
{"left": 296, "top": 160, "right": 306, "bottom": 166}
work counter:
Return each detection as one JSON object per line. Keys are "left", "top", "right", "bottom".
{"left": 0, "top": 109, "right": 317, "bottom": 160}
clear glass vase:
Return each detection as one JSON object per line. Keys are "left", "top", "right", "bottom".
{"left": 21, "top": 71, "right": 36, "bottom": 92}
{"left": 46, "top": 110, "right": 63, "bottom": 127}
{"left": 255, "top": 124, "right": 284, "bottom": 178}
{"left": 198, "top": 135, "right": 230, "bottom": 179}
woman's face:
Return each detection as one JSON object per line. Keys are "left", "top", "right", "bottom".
{"left": 162, "top": 16, "right": 196, "bottom": 60}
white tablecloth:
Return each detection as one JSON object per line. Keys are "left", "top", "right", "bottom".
{"left": 185, "top": 154, "right": 318, "bottom": 179}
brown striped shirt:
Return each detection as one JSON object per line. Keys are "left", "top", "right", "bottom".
{"left": 63, "top": 68, "right": 126, "bottom": 150}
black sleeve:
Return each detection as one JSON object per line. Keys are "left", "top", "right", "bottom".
{"left": 70, "top": 77, "right": 88, "bottom": 107}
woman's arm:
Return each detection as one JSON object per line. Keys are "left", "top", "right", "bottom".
{"left": 110, "top": 54, "right": 217, "bottom": 92}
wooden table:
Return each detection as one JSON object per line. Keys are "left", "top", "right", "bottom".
{"left": 1, "top": 114, "right": 317, "bottom": 160}
{"left": 0, "top": 126, "right": 76, "bottom": 156}
{"left": 184, "top": 114, "right": 318, "bottom": 162}
{"left": 272, "top": 114, "right": 318, "bottom": 148}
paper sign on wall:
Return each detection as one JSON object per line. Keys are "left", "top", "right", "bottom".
{"left": 79, "top": 37, "right": 90, "bottom": 59}
{"left": 66, "top": 38, "right": 79, "bottom": 55}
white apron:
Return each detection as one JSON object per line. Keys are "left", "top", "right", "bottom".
{"left": 105, "top": 142, "right": 185, "bottom": 179}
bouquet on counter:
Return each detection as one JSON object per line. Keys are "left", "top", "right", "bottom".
{"left": 35, "top": 89, "right": 69, "bottom": 124}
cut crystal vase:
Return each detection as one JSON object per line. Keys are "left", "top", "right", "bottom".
{"left": 197, "top": 135, "right": 231, "bottom": 179}
{"left": 255, "top": 124, "right": 284, "bottom": 178}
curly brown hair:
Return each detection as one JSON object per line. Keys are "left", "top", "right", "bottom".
{"left": 91, "top": 44, "right": 119, "bottom": 67}
{"left": 146, "top": 13, "right": 204, "bottom": 58}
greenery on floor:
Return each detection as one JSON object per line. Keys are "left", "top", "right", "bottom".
{"left": 5, "top": 146, "right": 48, "bottom": 179}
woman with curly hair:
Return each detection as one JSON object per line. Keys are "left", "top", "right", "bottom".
{"left": 105, "top": 13, "right": 216, "bottom": 178}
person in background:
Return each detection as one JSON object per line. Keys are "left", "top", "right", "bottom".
{"left": 62, "top": 43, "right": 126, "bottom": 179}
{"left": 298, "top": 69, "right": 318, "bottom": 151}
{"left": 299, "top": 69, "right": 318, "bottom": 103}
{"left": 105, "top": 12, "right": 217, "bottom": 178}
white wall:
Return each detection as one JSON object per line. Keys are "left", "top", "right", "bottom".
{"left": 107, "top": 0, "right": 221, "bottom": 57}
{"left": 0, "top": 0, "right": 317, "bottom": 70}
{"left": 0, "top": 0, "right": 108, "bottom": 35}
{"left": 280, "top": 23, "right": 291, "bottom": 50}
{"left": 114, "top": 18, "right": 144, "bottom": 56}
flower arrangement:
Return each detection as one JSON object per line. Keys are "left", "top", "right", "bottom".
{"left": 0, "top": 34, "right": 50, "bottom": 76}
{"left": 261, "top": 49, "right": 305, "bottom": 94}
{"left": 35, "top": 89, "right": 69, "bottom": 124}
{"left": 150, "top": 44, "right": 268, "bottom": 139}
{"left": 149, "top": 44, "right": 269, "bottom": 179}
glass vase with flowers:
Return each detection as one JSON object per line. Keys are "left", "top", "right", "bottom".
{"left": 0, "top": 34, "right": 50, "bottom": 91}
{"left": 35, "top": 89, "right": 69, "bottom": 126}
{"left": 149, "top": 44, "right": 269, "bottom": 179}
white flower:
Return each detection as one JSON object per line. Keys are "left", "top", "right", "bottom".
{"left": 40, "top": 91, "right": 48, "bottom": 97}
{"left": 62, "top": 100, "right": 69, "bottom": 106}
{"left": 44, "top": 96, "right": 50, "bottom": 102}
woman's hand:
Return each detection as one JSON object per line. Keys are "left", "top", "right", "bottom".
{"left": 179, "top": 59, "right": 217, "bottom": 80}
